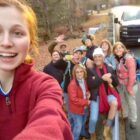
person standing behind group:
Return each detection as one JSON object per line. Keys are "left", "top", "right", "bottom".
{"left": 113, "top": 42, "right": 138, "bottom": 129}
{"left": 48, "top": 34, "right": 70, "bottom": 58}
{"left": 100, "top": 39, "right": 116, "bottom": 70}
{"left": 0, "top": 0, "right": 73, "bottom": 140}
{"left": 59, "top": 43, "right": 70, "bottom": 57}
{"left": 82, "top": 34, "right": 97, "bottom": 61}
{"left": 68, "top": 64, "right": 90, "bottom": 140}
{"left": 78, "top": 45, "right": 87, "bottom": 65}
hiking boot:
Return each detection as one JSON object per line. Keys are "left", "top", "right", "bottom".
{"left": 103, "top": 126, "right": 111, "bottom": 140}
{"left": 90, "top": 133, "right": 96, "bottom": 140}
{"left": 80, "top": 134, "right": 90, "bottom": 140}
{"left": 130, "top": 121, "right": 137, "bottom": 129}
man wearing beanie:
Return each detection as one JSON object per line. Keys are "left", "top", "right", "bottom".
{"left": 87, "top": 48, "right": 121, "bottom": 140}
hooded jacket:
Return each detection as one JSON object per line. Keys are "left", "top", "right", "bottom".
{"left": 0, "top": 63, "right": 73, "bottom": 140}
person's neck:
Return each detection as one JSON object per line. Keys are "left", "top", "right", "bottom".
{"left": 77, "top": 78, "right": 84, "bottom": 80}
{"left": 52, "top": 60, "right": 57, "bottom": 63}
{"left": 97, "top": 64, "right": 103, "bottom": 69}
{"left": 87, "top": 45, "right": 92, "bottom": 48}
{"left": 71, "top": 59, "right": 77, "bottom": 64}
{"left": 103, "top": 51, "right": 107, "bottom": 56}
{"left": 0, "top": 70, "right": 15, "bottom": 92}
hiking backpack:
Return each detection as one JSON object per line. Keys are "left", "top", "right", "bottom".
{"left": 122, "top": 54, "right": 140, "bottom": 81}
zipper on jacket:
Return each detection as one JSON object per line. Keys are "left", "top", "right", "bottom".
{"left": 0, "top": 82, "right": 13, "bottom": 113}
{"left": 5, "top": 96, "right": 12, "bottom": 113}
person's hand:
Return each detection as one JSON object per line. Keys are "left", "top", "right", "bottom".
{"left": 86, "top": 58, "right": 94, "bottom": 69}
{"left": 55, "top": 34, "right": 65, "bottom": 43}
{"left": 102, "top": 74, "right": 112, "bottom": 84}
{"left": 127, "top": 87, "right": 134, "bottom": 96}
{"left": 102, "top": 73, "right": 111, "bottom": 81}
{"left": 88, "top": 100, "right": 90, "bottom": 105}
{"left": 102, "top": 74, "right": 108, "bottom": 81}
{"left": 104, "top": 73, "right": 111, "bottom": 78}
{"left": 86, "top": 91, "right": 91, "bottom": 99}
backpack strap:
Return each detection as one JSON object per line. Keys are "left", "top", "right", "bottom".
{"left": 61, "top": 61, "right": 71, "bottom": 89}
{"left": 63, "top": 61, "right": 71, "bottom": 80}
{"left": 122, "top": 54, "right": 128, "bottom": 70}
{"left": 121, "top": 53, "right": 134, "bottom": 70}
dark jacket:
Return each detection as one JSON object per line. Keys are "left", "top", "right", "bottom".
{"left": 43, "top": 62, "right": 64, "bottom": 84}
{"left": 0, "top": 63, "right": 73, "bottom": 140}
{"left": 86, "top": 45, "right": 98, "bottom": 60}
{"left": 54, "top": 59, "right": 75, "bottom": 92}
{"left": 87, "top": 63, "right": 119, "bottom": 101}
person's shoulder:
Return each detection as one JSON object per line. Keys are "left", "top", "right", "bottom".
{"left": 68, "top": 79, "right": 78, "bottom": 90}
{"left": 87, "top": 66, "right": 96, "bottom": 74}
{"left": 31, "top": 71, "right": 58, "bottom": 85}
{"left": 30, "top": 71, "right": 62, "bottom": 93}
{"left": 69, "top": 79, "right": 76, "bottom": 85}
{"left": 108, "top": 54, "right": 115, "bottom": 58}
{"left": 124, "top": 53, "right": 134, "bottom": 59}
{"left": 43, "top": 62, "right": 52, "bottom": 71}
{"left": 92, "top": 45, "right": 98, "bottom": 49}
{"left": 34, "top": 71, "right": 55, "bottom": 79}
{"left": 105, "top": 63, "right": 114, "bottom": 71}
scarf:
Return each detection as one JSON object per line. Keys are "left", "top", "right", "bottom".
{"left": 96, "top": 64, "right": 121, "bottom": 113}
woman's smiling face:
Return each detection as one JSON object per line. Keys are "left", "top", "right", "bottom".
{"left": 75, "top": 68, "right": 84, "bottom": 80}
{"left": 114, "top": 44, "right": 124, "bottom": 57}
{"left": 0, "top": 6, "right": 30, "bottom": 71}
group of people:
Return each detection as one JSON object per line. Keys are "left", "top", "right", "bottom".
{"left": 44, "top": 32, "right": 138, "bottom": 140}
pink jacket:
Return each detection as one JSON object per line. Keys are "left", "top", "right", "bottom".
{"left": 116, "top": 54, "right": 136, "bottom": 94}
{"left": 0, "top": 63, "right": 73, "bottom": 140}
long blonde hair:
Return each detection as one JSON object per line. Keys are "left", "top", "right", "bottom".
{"left": 0, "top": 0, "right": 39, "bottom": 64}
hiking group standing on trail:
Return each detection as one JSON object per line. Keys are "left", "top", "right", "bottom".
{"left": 44, "top": 30, "right": 139, "bottom": 140}
{"left": 0, "top": 0, "right": 139, "bottom": 140}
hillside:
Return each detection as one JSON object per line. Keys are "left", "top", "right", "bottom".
{"left": 34, "top": 14, "right": 109, "bottom": 71}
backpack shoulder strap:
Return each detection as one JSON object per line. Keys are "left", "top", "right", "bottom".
{"left": 64, "top": 61, "right": 71, "bottom": 75}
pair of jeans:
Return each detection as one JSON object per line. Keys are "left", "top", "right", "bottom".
{"left": 70, "top": 108, "right": 89, "bottom": 140}
{"left": 89, "top": 95, "right": 117, "bottom": 134}
{"left": 89, "top": 97, "right": 99, "bottom": 134}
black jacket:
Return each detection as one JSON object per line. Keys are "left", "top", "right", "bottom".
{"left": 86, "top": 45, "right": 98, "bottom": 60}
{"left": 87, "top": 64, "right": 119, "bottom": 101}
{"left": 43, "top": 62, "right": 64, "bottom": 84}
{"left": 54, "top": 59, "right": 75, "bottom": 93}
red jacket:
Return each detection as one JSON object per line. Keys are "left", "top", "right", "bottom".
{"left": 0, "top": 63, "right": 73, "bottom": 140}
{"left": 68, "top": 79, "right": 89, "bottom": 114}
